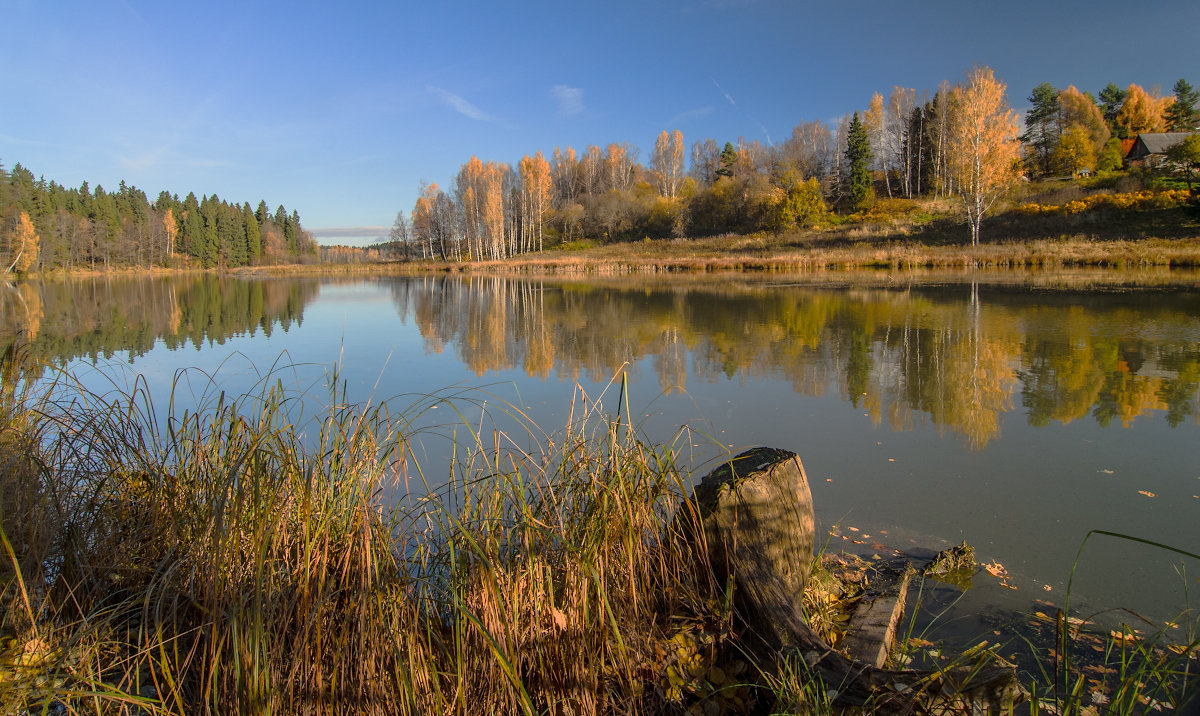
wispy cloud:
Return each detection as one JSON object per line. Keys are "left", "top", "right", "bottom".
{"left": 551, "top": 85, "right": 584, "bottom": 117}
{"left": 428, "top": 86, "right": 494, "bottom": 121}
{"left": 709, "top": 79, "right": 772, "bottom": 145}
{"left": 669, "top": 106, "right": 715, "bottom": 125}
{"left": 712, "top": 78, "right": 737, "bottom": 107}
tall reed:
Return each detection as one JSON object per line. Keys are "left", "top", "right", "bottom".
{"left": 1, "top": 352, "right": 733, "bottom": 714}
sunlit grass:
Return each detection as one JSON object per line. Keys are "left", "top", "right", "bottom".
{"left": 0, "top": 350, "right": 744, "bottom": 714}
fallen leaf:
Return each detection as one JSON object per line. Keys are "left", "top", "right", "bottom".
{"left": 1098, "top": 469, "right": 1114, "bottom": 474}
{"left": 1044, "top": 584, "right": 1053, "bottom": 592}
{"left": 1138, "top": 490, "right": 1156, "bottom": 498}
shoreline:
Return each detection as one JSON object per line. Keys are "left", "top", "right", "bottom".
{"left": 16, "top": 233, "right": 1200, "bottom": 280}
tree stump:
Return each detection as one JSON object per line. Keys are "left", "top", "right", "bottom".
{"left": 694, "top": 448, "right": 1024, "bottom": 713}
{"left": 693, "top": 447, "right": 815, "bottom": 654}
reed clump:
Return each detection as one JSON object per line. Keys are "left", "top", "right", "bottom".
{"left": 0, "top": 355, "right": 739, "bottom": 714}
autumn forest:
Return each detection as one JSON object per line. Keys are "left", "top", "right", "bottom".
{"left": 2, "top": 69, "right": 1198, "bottom": 275}
{"left": 391, "top": 71, "right": 1199, "bottom": 261}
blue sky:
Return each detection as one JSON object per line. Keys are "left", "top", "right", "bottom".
{"left": 2, "top": 0, "right": 1197, "bottom": 244}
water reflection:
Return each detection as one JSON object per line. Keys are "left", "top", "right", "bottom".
{"left": 6, "top": 273, "right": 1199, "bottom": 449}
{"left": 3, "top": 275, "right": 319, "bottom": 378}
{"left": 395, "top": 276, "right": 1200, "bottom": 448}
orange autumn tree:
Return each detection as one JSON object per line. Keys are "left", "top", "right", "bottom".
{"left": 1058, "top": 85, "right": 1110, "bottom": 155}
{"left": 162, "top": 207, "right": 178, "bottom": 257}
{"left": 946, "top": 66, "right": 1021, "bottom": 246}
{"left": 1116, "top": 84, "right": 1171, "bottom": 137}
{"left": 5, "top": 211, "right": 40, "bottom": 274}
{"left": 518, "top": 151, "right": 551, "bottom": 252}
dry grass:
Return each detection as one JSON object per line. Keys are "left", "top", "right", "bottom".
{"left": 0, "top": 353, "right": 741, "bottom": 714}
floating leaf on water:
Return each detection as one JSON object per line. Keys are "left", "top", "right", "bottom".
{"left": 1137, "top": 490, "right": 1156, "bottom": 498}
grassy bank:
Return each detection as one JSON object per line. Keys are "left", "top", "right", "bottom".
{"left": 1, "top": 355, "right": 1197, "bottom": 714}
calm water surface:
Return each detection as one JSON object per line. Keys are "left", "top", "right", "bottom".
{"left": 5, "top": 271, "right": 1199, "bottom": 633}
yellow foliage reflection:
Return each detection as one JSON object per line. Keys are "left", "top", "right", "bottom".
{"left": 405, "top": 276, "right": 1200, "bottom": 448}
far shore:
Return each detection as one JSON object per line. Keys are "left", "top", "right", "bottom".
{"left": 21, "top": 218, "right": 1200, "bottom": 281}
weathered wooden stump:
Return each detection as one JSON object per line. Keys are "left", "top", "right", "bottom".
{"left": 693, "top": 447, "right": 815, "bottom": 654}
{"left": 694, "top": 448, "right": 1024, "bottom": 713}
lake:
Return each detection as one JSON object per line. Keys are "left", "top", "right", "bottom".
{"left": 4, "top": 270, "right": 1199, "bottom": 638}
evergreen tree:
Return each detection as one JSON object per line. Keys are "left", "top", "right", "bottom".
{"left": 181, "top": 192, "right": 202, "bottom": 260}
{"left": 1098, "top": 83, "right": 1128, "bottom": 136}
{"left": 243, "top": 203, "right": 261, "bottom": 261}
{"left": 716, "top": 142, "right": 737, "bottom": 179}
{"left": 1164, "top": 78, "right": 1199, "bottom": 132}
{"left": 1022, "top": 82, "right": 1061, "bottom": 175}
{"left": 844, "top": 112, "right": 873, "bottom": 210}
{"left": 199, "top": 195, "right": 219, "bottom": 267}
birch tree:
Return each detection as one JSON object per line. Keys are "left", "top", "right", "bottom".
{"left": 651, "top": 129, "right": 685, "bottom": 198}
{"left": 5, "top": 211, "right": 39, "bottom": 273}
{"left": 518, "top": 151, "right": 551, "bottom": 252}
{"left": 888, "top": 87, "right": 918, "bottom": 197}
{"left": 946, "top": 66, "right": 1021, "bottom": 246}
{"left": 864, "top": 92, "right": 891, "bottom": 196}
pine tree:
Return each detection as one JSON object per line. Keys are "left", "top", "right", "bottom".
{"left": 1098, "top": 82, "right": 1127, "bottom": 134}
{"left": 1164, "top": 79, "right": 1199, "bottom": 132}
{"left": 844, "top": 112, "right": 873, "bottom": 210}
{"left": 1022, "top": 82, "right": 1061, "bottom": 175}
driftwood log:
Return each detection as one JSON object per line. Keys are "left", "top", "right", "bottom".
{"left": 693, "top": 447, "right": 1023, "bottom": 714}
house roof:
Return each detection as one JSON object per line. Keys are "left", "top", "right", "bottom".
{"left": 1127, "top": 132, "right": 1199, "bottom": 160}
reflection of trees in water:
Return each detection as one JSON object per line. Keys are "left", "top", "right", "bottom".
{"left": 1, "top": 276, "right": 319, "bottom": 376}
{"left": 404, "top": 277, "right": 1200, "bottom": 447}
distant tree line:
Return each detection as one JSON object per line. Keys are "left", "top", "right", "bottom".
{"left": 393, "top": 73, "right": 1196, "bottom": 258}
{"left": 0, "top": 162, "right": 317, "bottom": 274}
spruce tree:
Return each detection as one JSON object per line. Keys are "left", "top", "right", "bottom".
{"left": 845, "top": 112, "right": 873, "bottom": 210}
{"left": 1165, "top": 79, "right": 1199, "bottom": 132}
{"left": 716, "top": 142, "right": 737, "bottom": 179}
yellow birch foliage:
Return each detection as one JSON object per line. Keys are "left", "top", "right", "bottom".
{"left": 1052, "top": 125, "right": 1097, "bottom": 175}
{"left": 865, "top": 92, "right": 885, "bottom": 163}
{"left": 946, "top": 66, "right": 1021, "bottom": 246}
{"left": 481, "top": 161, "right": 505, "bottom": 258}
{"left": 7, "top": 212, "right": 40, "bottom": 273}
{"left": 163, "top": 207, "right": 178, "bottom": 256}
{"left": 1116, "top": 84, "right": 1171, "bottom": 136}
{"left": 1058, "top": 85, "right": 1110, "bottom": 150}
{"left": 651, "top": 129, "right": 685, "bottom": 198}
{"left": 527, "top": 151, "right": 551, "bottom": 250}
